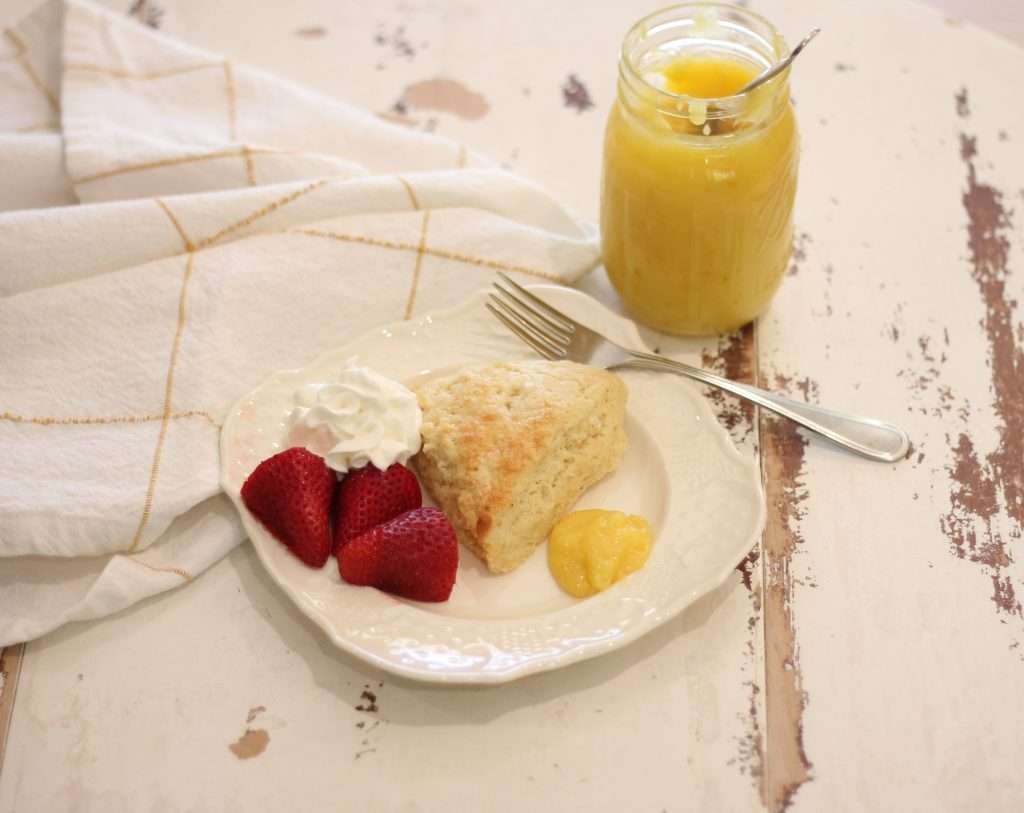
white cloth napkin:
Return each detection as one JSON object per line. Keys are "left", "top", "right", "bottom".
{"left": 0, "top": 0, "right": 599, "bottom": 646}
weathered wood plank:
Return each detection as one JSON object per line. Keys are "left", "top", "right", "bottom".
{"left": 0, "top": 645, "right": 25, "bottom": 778}
{"left": 2, "top": 1, "right": 1023, "bottom": 811}
{"left": 760, "top": 411, "right": 812, "bottom": 812}
{"left": 759, "top": 2, "right": 1024, "bottom": 809}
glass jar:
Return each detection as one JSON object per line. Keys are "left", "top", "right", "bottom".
{"left": 601, "top": 3, "right": 799, "bottom": 335}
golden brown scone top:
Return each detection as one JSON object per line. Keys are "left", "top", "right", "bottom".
{"left": 414, "top": 360, "right": 626, "bottom": 537}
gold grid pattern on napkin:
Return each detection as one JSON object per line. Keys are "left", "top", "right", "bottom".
{"left": 127, "top": 252, "right": 197, "bottom": 553}
{"left": 63, "top": 61, "right": 221, "bottom": 80}
{"left": 156, "top": 198, "right": 196, "bottom": 251}
{"left": 73, "top": 146, "right": 288, "bottom": 185}
{"left": 396, "top": 176, "right": 422, "bottom": 211}
{"left": 64, "top": 54, "right": 256, "bottom": 183}
{"left": 127, "top": 557, "right": 193, "bottom": 581}
{"left": 190, "top": 178, "right": 327, "bottom": 249}
{"left": 61, "top": 50, "right": 470, "bottom": 188}
{"left": 404, "top": 210, "right": 431, "bottom": 319}
{"left": 3, "top": 171, "right": 555, "bottom": 565}
{"left": 222, "top": 61, "right": 238, "bottom": 141}
{"left": 0, "top": 410, "right": 218, "bottom": 428}
{"left": 3, "top": 28, "right": 59, "bottom": 115}
{"left": 1, "top": 6, "right": 583, "bottom": 593}
{"left": 72, "top": 145, "right": 470, "bottom": 186}
{"left": 291, "top": 227, "right": 562, "bottom": 282}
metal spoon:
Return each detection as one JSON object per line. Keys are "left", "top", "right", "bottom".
{"left": 737, "top": 27, "right": 820, "bottom": 94}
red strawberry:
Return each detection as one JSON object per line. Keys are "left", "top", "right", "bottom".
{"left": 339, "top": 507, "right": 458, "bottom": 602}
{"left": 333, "top": 462, "right": 421, "bottom": 554}
{"left": 241, "top": 447, "right": 336, "bottom": 568}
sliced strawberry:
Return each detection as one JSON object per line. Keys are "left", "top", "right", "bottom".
{"left": 339, "top": 507, "right": 458, "bottom": 602}
{"left": 333, "top": 462, "right": 421, "bottom": 554}
{"left": 241, "top": 447, "right": 336, "bottom": 568}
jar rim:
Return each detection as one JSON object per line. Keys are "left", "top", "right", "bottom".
{"left": 620, "top": 2, "right": 789, "bottom": 107}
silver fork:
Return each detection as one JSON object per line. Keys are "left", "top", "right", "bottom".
{"left": 487, "top": 273, "right": 910, "bottom": 463}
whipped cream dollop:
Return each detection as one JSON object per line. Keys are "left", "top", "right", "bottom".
{"left": 287, "top": 361, "right": 422, "bottom": 474}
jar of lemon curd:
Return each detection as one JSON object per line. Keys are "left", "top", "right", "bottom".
{"left": 601, "top": 4, "right": 798, "bottom": 335}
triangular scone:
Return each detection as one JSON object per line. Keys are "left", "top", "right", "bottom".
{"left": 413, "top": 361, "right": 627, "bottom": 574}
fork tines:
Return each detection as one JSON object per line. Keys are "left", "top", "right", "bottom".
{"left": 495, "top": 273, "right": 574, "bottom": 331}
{"left": 487, "top": 274, "right": 574, "bottom": 360}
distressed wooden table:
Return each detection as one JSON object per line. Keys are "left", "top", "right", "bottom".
{"left": 2, "top": 0, "right": 1023, "bottom": 810}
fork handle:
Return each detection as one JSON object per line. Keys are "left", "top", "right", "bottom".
{"left": 620, "top": 352, "right": 910, "bottom": 463}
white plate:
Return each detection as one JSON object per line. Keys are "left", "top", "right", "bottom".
{"left": 220, "top": 286, "right": 765, "bottom": 684}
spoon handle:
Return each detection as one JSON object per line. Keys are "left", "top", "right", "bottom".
{"left": 738, "top": 27, "right": 820, "bottom": 94}
{"left": 621, "top": 351, "right": 910, "bottom": 463}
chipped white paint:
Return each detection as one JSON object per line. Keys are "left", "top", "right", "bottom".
{"left": 1, "top": 0, "right": 1023, "bottom": 811}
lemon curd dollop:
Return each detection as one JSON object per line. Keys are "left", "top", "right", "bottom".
{"left": 548, "top": 509, "right": 652, "bottom": 598}
{"left": 601, "top": 7, "right": 799, "bottom": 336}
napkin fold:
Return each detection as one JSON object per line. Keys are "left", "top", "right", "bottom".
{"left": 0, "top": 0, "right": 600, "bottom": 646}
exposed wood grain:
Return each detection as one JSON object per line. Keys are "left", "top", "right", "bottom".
{"left": 759, "top": 407, "right": 813, "bottom": 812}
{"left": 755, "top": 356, "right": 820, "bottom": 811}
{"left": 944, "top": 88, "right": 1024, "bottom": 620}
{"left": 701, "top": 323, "right": 756, "bottom": 444}
{"left": 0, "top": 644, "right": 25, "bottom": 778}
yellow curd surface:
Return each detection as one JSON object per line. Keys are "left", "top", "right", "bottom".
{"left": 601, "top": 53, "right": 798, "bottom": 335}
{"left": 548, "top": 509, "right": 652, "bottom": 598}
{"left": 663, "top": 54, "right": 756, "bottom": 98}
